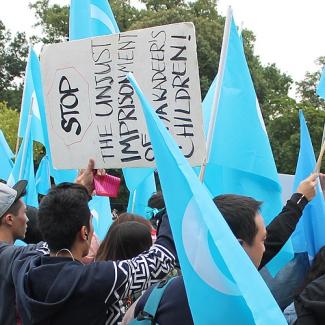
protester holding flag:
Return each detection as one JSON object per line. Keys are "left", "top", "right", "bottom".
{"left": 11, "top": 159, "right": 176, "bottom": 325}
{"left": 123, "top": 174, "right": 317, "bottom": 324}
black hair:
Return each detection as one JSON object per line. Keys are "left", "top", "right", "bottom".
{"left": 24, "top": 206, "right": 43, "bottom": 244}
{"left": 148, "top": 191, "right": 165, "bottom": 209}
{"left": 299, "top": 246, "right": 325, "bottom": 293}
{"left": 213, "top": 194, "right": 262, "bottom": 246}
{"left": 96, "top": 221, "right": 152, "bottom": 261}
{"left": 38, "top": 183, "right": 91, "bottom": 251}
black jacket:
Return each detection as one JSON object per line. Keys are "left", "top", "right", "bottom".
{"left": 0, "top": 242, "right": 48, "bottom": 325}
{"left": 12, "top": 213, "right": 176, "bottom": 325}
{"left": 294, "top": 274, "right": 325, "bottom": 325}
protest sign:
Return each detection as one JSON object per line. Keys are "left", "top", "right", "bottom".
{"left": 41, "top": 22, "right": 205, "bottom": 168}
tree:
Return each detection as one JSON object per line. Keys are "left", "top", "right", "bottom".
{"left": 296, "top": 56, "right": 325, "bottom": 109}
{"left": 0, "top": 21, "right": 28, "bottom": 109}
{"left": 0, "top": 101, "right": 19, "bottom": 152}
{"left": 29, "top": 0, "right": 69, "bottom": 44}
{"left": 268, "top": 106, "right": 325, "bottom": 174}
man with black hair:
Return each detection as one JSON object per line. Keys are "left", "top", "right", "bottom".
{"left": 124, "top": 173, "right": 318, "bottom": 325}
{"left": 12, "top": 161, "right": 176, "bottom": 325}
{"left": 0, "top": 181, "right": 48, "bottom": 325}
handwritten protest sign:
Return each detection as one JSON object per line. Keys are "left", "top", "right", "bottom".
{"left": 41, "top": 22, "right": 206, "bottom": 168}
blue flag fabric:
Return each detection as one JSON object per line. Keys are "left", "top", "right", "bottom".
{"left": 69, "top": 0, "right": 119, "bottom": 40}
{"left": 0, "top": 130, "right": 14, "bottom": 181}
{"left": 291, "top": 111, "right": 325, "bottom": 257}
{"left": 89, "top": 195, "right": 113, "bottom": 240}
{"left": 129, "top": 73, "right": 286, "bottom": 325}
{"left": 7, "top": 130, "right": 38, "bottom": 208}
{"left": 125, "top": 168, "right": 156, "bottom": 218}
{"left": 316, "top": 66, "right": 325, "bottom": 99}
{"left": 35, "top": 155, "right": 51, "bottom": 195}
{"left": 203, "top": 17, "right": 291, "bottom": 275}
{"left": 18, "top": 48, "right": 46, "bottom": 146}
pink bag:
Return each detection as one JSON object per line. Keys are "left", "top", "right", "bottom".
{"left": 93, "top": 174, "right": 121, "bottom": 198}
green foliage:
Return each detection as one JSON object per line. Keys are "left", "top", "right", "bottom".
{"left": 268, "top": 106, "right": 325, "bottom": 174}
{"left": 0, "top": 101, "right": 44, "bottom": 163}
{"left": 0, "top": 101, "right": 19, "bottom": 151}
{"left": 29, "top": 0, "right": 69, "bottom": 43}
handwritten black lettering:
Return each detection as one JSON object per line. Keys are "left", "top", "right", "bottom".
{"left": 59, "top": 76, "right": 81, "bottom": 135}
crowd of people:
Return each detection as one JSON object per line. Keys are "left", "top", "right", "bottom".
{"left": 0, "top": 158, "right": 324, "bottom": 324}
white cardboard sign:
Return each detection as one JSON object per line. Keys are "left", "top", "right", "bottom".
{"left": 41, "top": 22, "right": 206, "bottom": 168}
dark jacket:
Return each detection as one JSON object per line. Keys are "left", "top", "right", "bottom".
{"left": 0, "top": 242, "right": 48, "bottom": 325}
{"left": 294, "top": 274, "right": 325, "bottom": 325}
{"left": 12, "top": 213, "right": 176, "bottom": 325}
{"left": 131, "top": 193, "right": 308, "bottom": 325}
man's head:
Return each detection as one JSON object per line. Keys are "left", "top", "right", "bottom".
{"left": 38, "top": 183, "right": 93, "bottom": 256}
{"left": 0, "top": 181, "right": 28, "bottom": 243}
{"left": 213, "top": 194, "right": 267, "bottom": 268}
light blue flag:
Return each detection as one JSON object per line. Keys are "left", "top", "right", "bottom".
{"left": 18, "top": 48, "right": 46, "bottom": 146}
{"left": 129, "top": 73, "right": 286, "bottom": 324}
{"left": 291, "top": 111, "right": 325, "bottom": 258}
{"left": 89, "top": 195, "right": 113, "bottom": 240}
{"left": 35, "top": 155, "right": 51, "bottom": 195}
{"left": 125, "top": 168, "right": 156, "bottom": 218}
{"left": 0, "top": 130, "right": 14, "bottom": 181}
{"left": 69, "top": 0, "right": 119, "bottom": 40}
{"left": 203, "top": 17, "right": 290, "bottom": 275}
{"left": 316, "top": 66, "right": 325, "bottom": 99}
{"left": 7, "top": 130, "right": 38, "bottom": 208}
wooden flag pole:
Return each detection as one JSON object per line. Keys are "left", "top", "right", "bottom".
{"left": 15, "top": 137, "right": 20, "bottom": 158}
{"left": 315, "top": 123, "right": 325, "bottom": 173}
{"left": 199, "top": 6, "right": 233, "bottom": 182}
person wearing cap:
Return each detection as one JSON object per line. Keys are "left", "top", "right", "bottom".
{"left": 0, "top": 180, "right": 48, "bottom": 325}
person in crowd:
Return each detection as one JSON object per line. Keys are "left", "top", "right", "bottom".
{"left": 147, "top": 191, "right": 165, "bottom": 230}
{"left": 115, "top": 212, "right": 153, "bottom": 231}
{"left": 0, "top": 181, "right": 48, "bottom": 325}
{"left": 114, "top": 212, "right": 157, "bottom": 242}
{"left": 96, "top": 221, "right": 152, "bottom": 261}
{"left": 24, "top": 206, "right": 43, "bottom": 244}
{"left": 96, "top": 220, "right": 153, "bottom": 312}
{"left": 12, "top": 160, "right": 176, "bottom": 325}
{"left": 123, "top": 173, "right": 318, "bottom": 324}
{"left": 292, "top": 246, "right": 325, "bottom": 324}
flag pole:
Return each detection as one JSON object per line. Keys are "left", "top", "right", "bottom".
{"left": 131, "top": 189, "right": 137, "bottom": 213}
{"left": 199, "top": 6, "right": 233, "bottom": 182}
{"left": 18, "top": 97, "right": 33, "bottom": 180}
{"left": 315, "top": 123, "right": 325, "bottom": 173}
